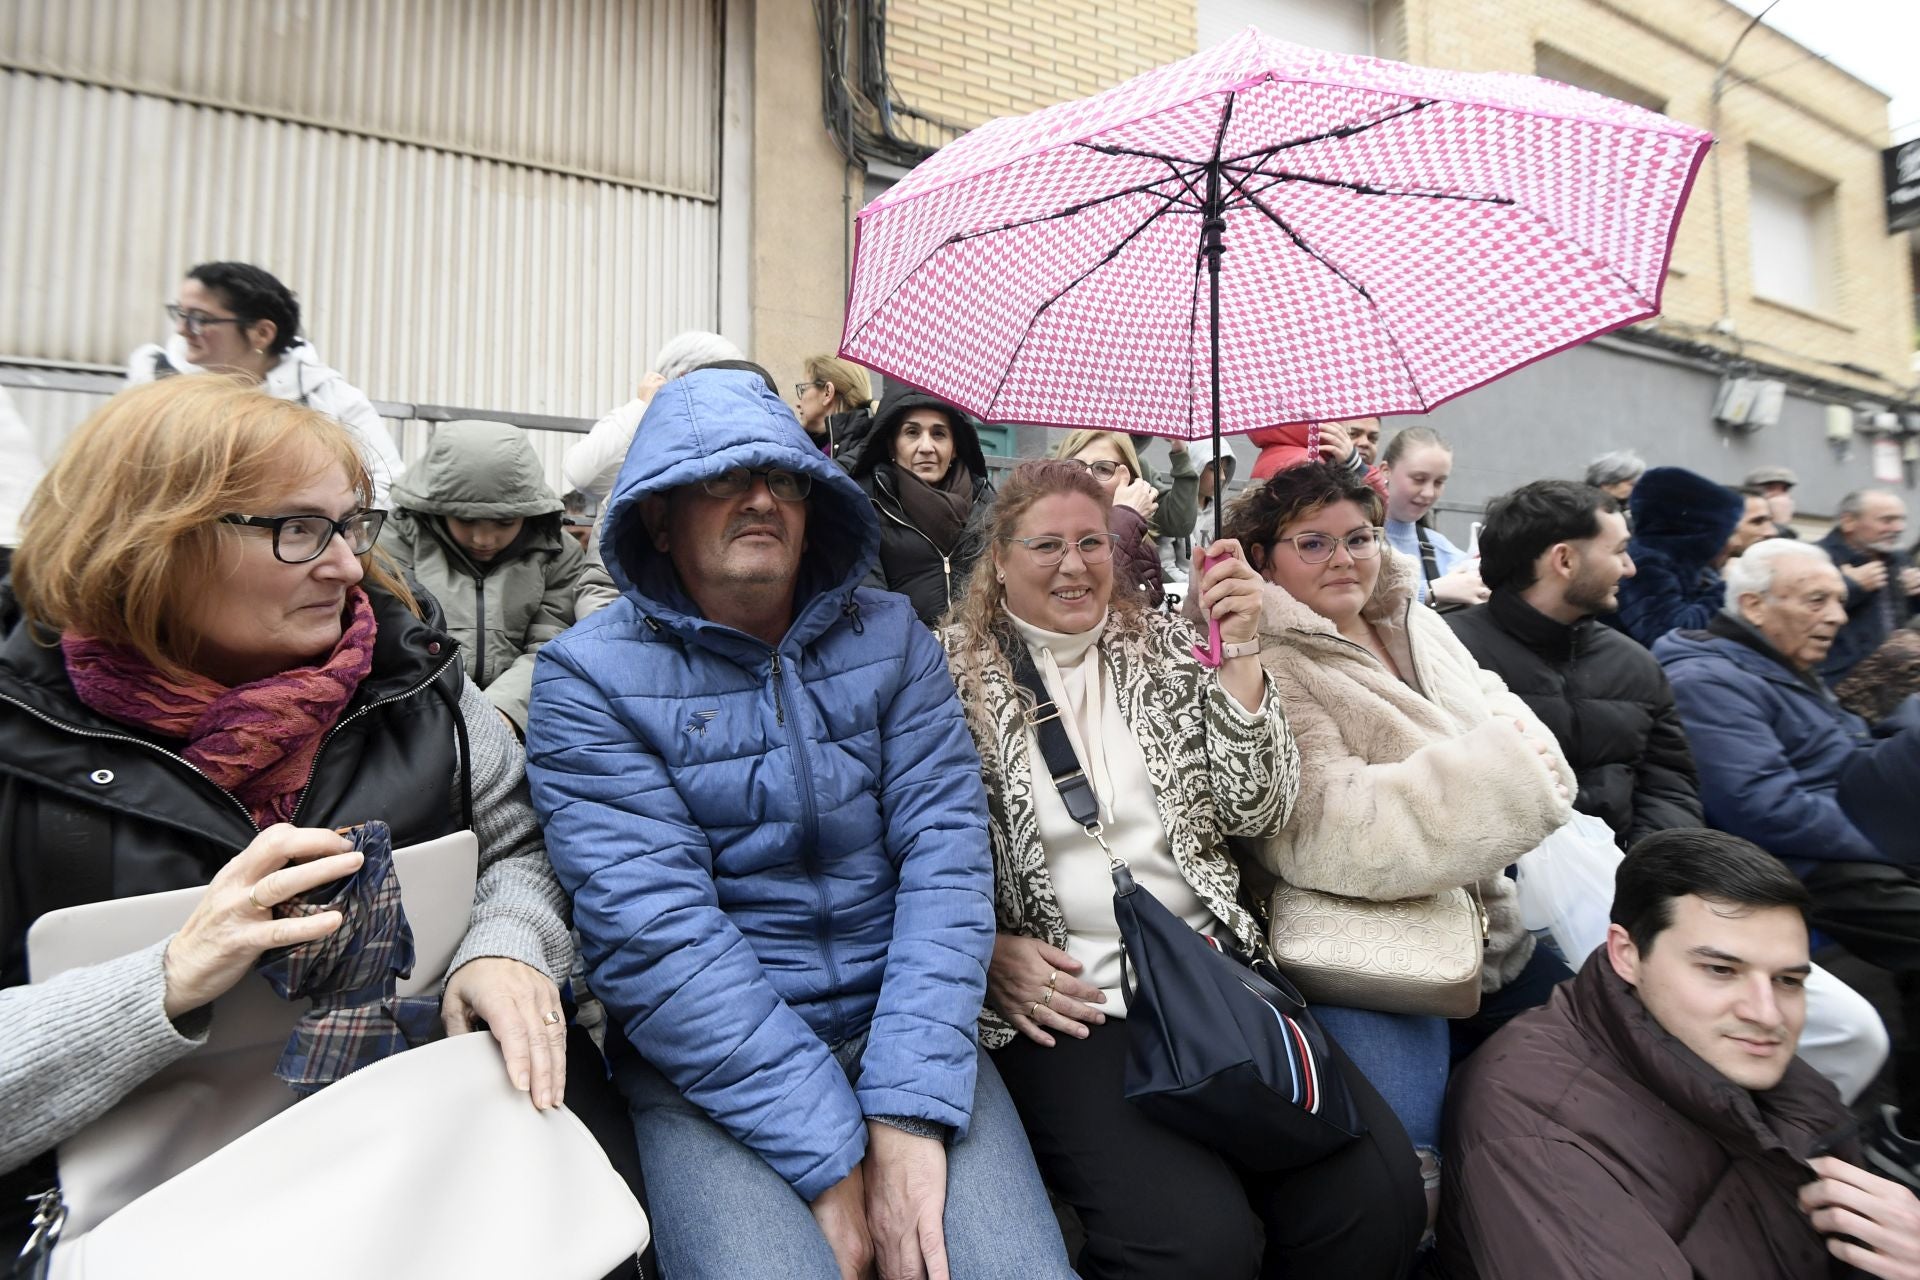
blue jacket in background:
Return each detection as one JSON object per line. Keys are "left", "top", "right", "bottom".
{"left": 1839, "top": 699, "right": 1920, "bottom": 866}
{"left": 524, "top": 370, "right": 994, "bottom": 1200}
{"left": 1609, "top": 467, "right": 1744, "bottom": 650}
{"left": 1654, "top": 619, "right": 1884, "bottom": 873}
{"left": 1815, "top": 527, "right": 1915, "bottom": 685}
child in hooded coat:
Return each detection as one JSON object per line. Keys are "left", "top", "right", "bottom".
{"left": 381, "top": 420, "right": 612, "bottom": 734}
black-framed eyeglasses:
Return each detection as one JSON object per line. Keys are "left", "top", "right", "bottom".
{"left": 165, "top": 303, "right": 248, "bottom": 337}
{"left": 1062, "top": 457, "right": 1129, "bottom": 483}
{"left": 792, "top": 380, "right": 826, "bottom": 400}
{"left": 1002, "top": 533, "right": 1117, "bottom": 567}
{"left": 220, "top": 510, "right": 387, "bottom": 564}
{"left": 1272, "top": 527, "right": 1385, "bottom": 564}
{"left": 701, "top": 467, "right": 812, "bottom": 502}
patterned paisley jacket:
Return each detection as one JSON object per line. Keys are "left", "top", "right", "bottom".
{"left": 945, "top": 607, "right": 1301, "bottom": 1049}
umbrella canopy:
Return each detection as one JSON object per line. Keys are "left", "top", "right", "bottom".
{"left": 839, "top": 28, "right": 1712, "bottom": 441}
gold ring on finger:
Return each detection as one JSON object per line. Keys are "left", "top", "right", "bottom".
{"left": 247, "top": 884, "right": 267, "bottom": 911}
{"left": 1027, "top": 1001, "right": 1042, "bottom": 1020}
{"left": 1046, "top": 970, "right": 1060, "bottom": 990}
{"left": 1041, "top": 986, "right": 1055, "bottom": 1007}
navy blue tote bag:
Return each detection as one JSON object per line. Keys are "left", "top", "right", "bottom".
{"left": 1009, "top": 646, "right": 1364, "bottom": 1171}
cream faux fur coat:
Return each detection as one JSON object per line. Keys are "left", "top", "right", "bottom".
{"left": 1255, "top": 549, "right": 1576, "bottom": 991}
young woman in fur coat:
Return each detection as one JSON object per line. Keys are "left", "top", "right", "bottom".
{"left": 1221, "top": 461, "right": 1576, "bottom": 1222}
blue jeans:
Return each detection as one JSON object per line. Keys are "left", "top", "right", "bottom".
{"left": 1312, "top": 1005, "right": 1450, "bottom": 1153}
{"left": 613, "top": 1041, "right": 1074, "bottom": 1279}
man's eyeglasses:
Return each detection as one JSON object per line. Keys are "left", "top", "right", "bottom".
{"left": 1271, "top": 528, "right": 1385, "bottom": 564}
{"left": 701, "top": 467, "right": 812, "bottom": 502}
{"left": 165, "top": 304, "right": 248, "bottom": 337}
{"left": 1063, "top": 457, "right": 1129, "bottom": 483}
{"left": 1002, "top": 533, "right": 1118, "bottom": 567}
{"left": 220, "top": 510, "right": 387, "bottom": 564}
{"left": 792, "top": 380, "right": 826, "bottom": 400}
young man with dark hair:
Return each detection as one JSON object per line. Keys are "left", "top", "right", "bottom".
{"left": 1441, "top": 830, "right": 1920, "bottom": 1280}
{"left": 1450, "top": 480, "right": 1702, "bottom": 848}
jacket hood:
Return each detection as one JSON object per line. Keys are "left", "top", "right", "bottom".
{"left": 389, "top": 419, "right": 562, "bottom": 519}
{"left": 600, "top": 369, "right": 880, "bottom": 641}
{"left": 139, "top": 335, "right": 352, "bottom": 402}
{"left": 1652, "top": 623, "right": 1798, "bottom": 684}
{"left": 849, "top": 384, "right": 989, "bottom": 483}
{"left": 1628, "top": 467, "right": 1743, "bottom": 564}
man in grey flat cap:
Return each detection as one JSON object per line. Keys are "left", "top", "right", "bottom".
{"left": 1744, "top": 466, "right": 1799, "bottom": 541}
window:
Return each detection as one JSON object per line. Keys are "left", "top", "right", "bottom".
{"left": 1747, "top": 148, "right": 1838, "bottom": 314}
{"left": 1197, "top": 0, "right": 1374, "bottom": 56}
{"left": 1532, "top": 46, "right": 1666, "bottom": 114}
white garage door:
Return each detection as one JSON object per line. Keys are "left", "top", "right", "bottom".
{"left": 0, "top": 0, "right": 723, "bottom": 422}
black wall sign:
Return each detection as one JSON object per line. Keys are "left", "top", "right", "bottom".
{"left": 1887, "top": 139, "right": 1920, "bottom": 235}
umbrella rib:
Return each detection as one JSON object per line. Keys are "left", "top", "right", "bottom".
{"left": 1229, "top": 174, "right": 1434, "bottom": 407}
{"left": 984, "top": 199, "right": 1183, "bottom": 420}
{"left": 1218, "top": 98, "right": 1436, "bottom": 168}
{"left": 945, "top": 176, "right": 1197, "bottom": 248}
{"left": 843, "top": 184, "right": 1188, "bottom": 354}
{"left": 1222, "top": 164, "right": 1513, "bottom": 207}
{"left": 1075, "top": 140, "right": 1207, "bottom": 168}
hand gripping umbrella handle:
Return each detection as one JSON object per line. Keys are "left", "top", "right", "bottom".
{"left": 1191, "top": 552, "right": 1224, "bottom": 668}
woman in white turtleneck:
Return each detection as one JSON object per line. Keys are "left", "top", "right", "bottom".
{"left": 942, "top": 458, "right": 1426, "bottom": 1280}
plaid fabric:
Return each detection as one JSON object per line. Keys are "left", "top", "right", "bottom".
{"left": 257, "top": 820, "right": 440, "bottom": 1095}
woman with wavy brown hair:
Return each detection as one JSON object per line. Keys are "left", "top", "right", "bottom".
{"left": 0, "top": 377, "right": 573, "bottom": 1253}
{"left": 942, "top": 457, "right": 1424, "bottom": 1279}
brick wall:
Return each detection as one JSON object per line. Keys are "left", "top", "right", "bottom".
{"left": 883, "top": 0, "right": 1197, "bottom": 144}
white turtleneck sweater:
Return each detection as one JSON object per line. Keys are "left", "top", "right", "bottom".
{"left": 1008, "top": 609, "right": 1220, "bottom": 1016}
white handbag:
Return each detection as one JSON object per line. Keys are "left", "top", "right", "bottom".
{"left": 49, "top": 1031, "right": 649, "bottom": 1280}
{"left": 25, "top": 832, "right": 648, "bottom": 1278}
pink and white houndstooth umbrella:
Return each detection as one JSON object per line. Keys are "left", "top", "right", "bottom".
{"left": 838, "top": 27, "right": 1712, "bottom": 444}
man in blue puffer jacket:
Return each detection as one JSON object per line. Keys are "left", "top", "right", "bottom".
{"left": 1655, "top": 538, "right": 1920, "bottom": 1168}
{"left": 525, "top": 370, "right": 1071, "bottom": 1280}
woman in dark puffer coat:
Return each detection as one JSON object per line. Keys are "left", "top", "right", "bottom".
{"left": 849, "top": 384, "right": 996, "bottom": 627}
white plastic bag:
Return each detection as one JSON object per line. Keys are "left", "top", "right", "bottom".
{"left": 1514, "top": 812, "right": 1624, "bottom": 965}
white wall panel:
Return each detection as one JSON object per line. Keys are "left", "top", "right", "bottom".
{"left": 2, "top": 0, "right": 719, "bottom": 194}
{"left": 0, "top": 0, "right": 723, "bottom": 421}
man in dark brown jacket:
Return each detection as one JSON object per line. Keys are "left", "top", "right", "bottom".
{"left": 1441, "top": 829, "right": 1920, "bottom": 1280}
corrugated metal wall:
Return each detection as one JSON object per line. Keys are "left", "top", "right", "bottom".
{"left": 0, "top": 0, "right": 722, "bottom": 424}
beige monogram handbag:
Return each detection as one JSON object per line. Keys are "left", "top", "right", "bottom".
{"left": 1267, "top": 880, "right": 1488, "bottom": 1018}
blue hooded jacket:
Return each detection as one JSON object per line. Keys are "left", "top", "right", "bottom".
{"left": 1654, "top": 619, "right": 1884, "bottom": 873}
{"left": 1609, "top": 468, "right": 1745, "bottom": 649}
{"left": 524, "top": 370, "right": 993, "bottom": 1200}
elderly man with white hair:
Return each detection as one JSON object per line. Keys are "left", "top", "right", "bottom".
{"left": 1657, "top": 538, "right": 1920, "bottom": 1187}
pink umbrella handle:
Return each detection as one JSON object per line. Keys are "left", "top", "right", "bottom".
{"left": 1190, "top": 551, "right": 1224, "bottom": 668}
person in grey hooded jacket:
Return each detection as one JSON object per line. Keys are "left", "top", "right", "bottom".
{"left": 381, "top": 420, "right": 613, "bottom": 732}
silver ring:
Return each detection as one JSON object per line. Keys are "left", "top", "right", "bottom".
{"left": 542, "top": 1009, "right": 562, "bottom": 1026}
{"left": 1041, "top": 986, "right": 1055, "bottom": 1007}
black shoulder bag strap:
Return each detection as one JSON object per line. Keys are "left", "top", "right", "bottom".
{"left": 1006, "top": 645, "right": 1103, "bottom": 836}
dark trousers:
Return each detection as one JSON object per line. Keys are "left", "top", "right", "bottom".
{"left": 994, "top": 1020, "right": 1425, "bottom": 1280}
{"left": 1449, "top": 945, "right": 1576, "bottom": 1064}
{"left": 1803, "top": 860, "right": 1920, "bottom": 1116}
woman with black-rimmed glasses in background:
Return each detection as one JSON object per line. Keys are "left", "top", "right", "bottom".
{"left": 0, "top": 377, "right": 573, "bottom": 1256}
{"left": 1052, "top": 429, "right": 1169, "bottom": 603}
{"left": 127, "top": 261, "right": 405, "bottom": 507}
{"left": 942, "top": 457, "right": 1425, "bottom": 1279}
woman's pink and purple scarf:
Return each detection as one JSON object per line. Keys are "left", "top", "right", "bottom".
{"left": 62, "top": 588, "right": 379, "bottom": 827}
